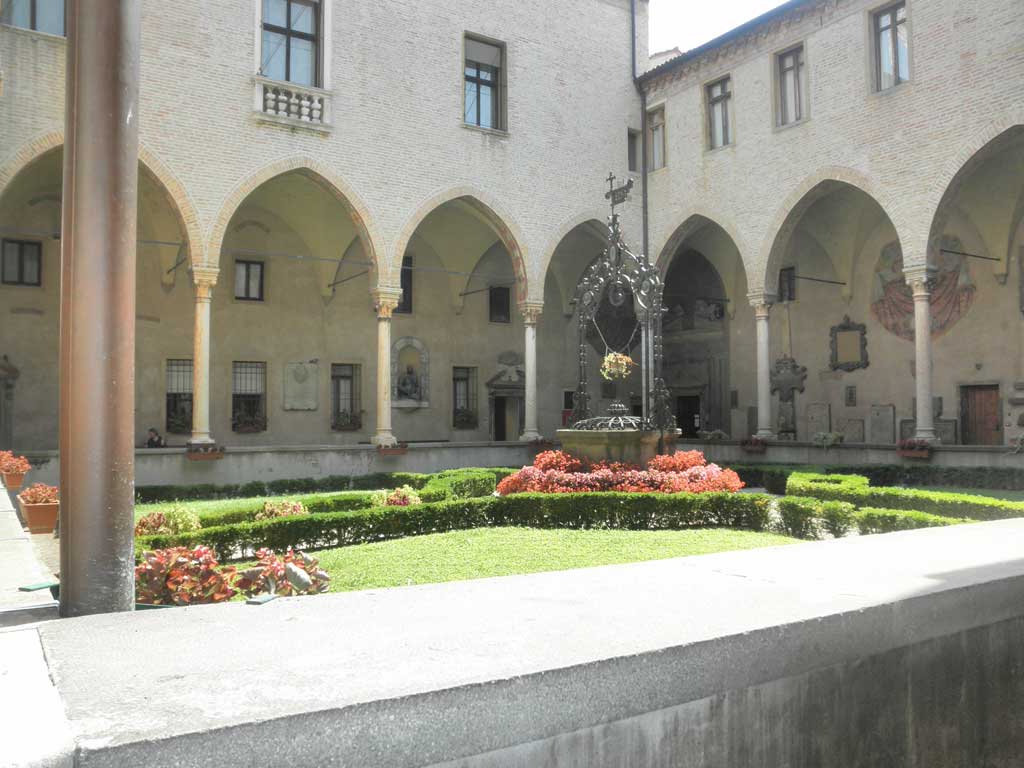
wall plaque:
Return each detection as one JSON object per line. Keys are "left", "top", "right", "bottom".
{"left": 283, "top": 362, "right": 318, "bottom": 411}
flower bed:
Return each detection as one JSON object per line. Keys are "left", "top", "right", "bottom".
{"left": 497, "top": 450, "right": 743, "bottom": 495}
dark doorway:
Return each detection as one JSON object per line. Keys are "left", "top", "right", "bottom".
{"left": 493, "top": 397, "right": 507, "bottom": 441}
{"left": 961, "top": 385, "right": 1001, "bottom": 445}
{"left": 676, "top": 395, "right": 701, "bottom": 438}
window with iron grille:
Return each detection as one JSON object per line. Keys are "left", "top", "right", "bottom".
{"left": 489, "top": 286, "right": 511, "bottom": 323}
{"left": 464, "top": 36, "right": 505, "bottom": 130}
{"left": 778, "top": 267, "right": 797, "bottom": 303}
{"left": 232, "top": 361, "right": 267, "bottom": 433}
{"left": 777, "top": 45, "right": 805, "bottom": 126}
{"left": 165, "top": 359, "right": 193, "bottom": 435}
{"left": 234, "top": 260, "right": 264, "bottom": 301}
{"left": 706, "top": 77, "right": 732, "bottom": 149}
{"left": 452, "top": 367, "right": 478, "bottom": 429}
{"left": 396, "top": 254, "right": 413, "bottom": 314}
{"left": 647, "top": 108, "right": 665, "bottom": 170}
{"left": 1, "top": 240, "right": 42, "bottom": 286}
{"left": 261, "top": 0, "right": 320, "bottom": 87}
{"left": 1, "top": 0, "right": 64, "bottom": 36}
{"left": 874, "top": 3, "right": 908, "bottom": 91}
{"left": 331, "top": 364, "right": 362, "bottom": 430}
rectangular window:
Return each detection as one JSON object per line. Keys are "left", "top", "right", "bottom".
{"left": 488, "top": 285, "right": 511, "bottom": 323}
{"left": 777, "top": 46, "right": 805, "bottom": 125}
{"left": 1, "top": 240, "right": 42, "bottom": 286}
{"left": 845, "top": 385, "right": 857, "bottom": 407}
{"left": 232, "top": 361, "right": 267, "bottom": 433}
{"left": 396, "top": 254, "right": 413, "bottom": 314}
{"left": 464, "top": 36, "right": 505, "bottom": 131}
{"left": 1, "top": 0, "right": 64, "bottom": 35}
{"left": 562, "top": 391, "right": 575, "bottom": 426}
{"left": 331, "top": 363, "right": 362, "bottom": 430}
{"left": 647, "top": 108, "right": 665, "bottom": 171}
{"left": 234, "top": 260, "right": 264, "bottom": 301}
{"left": 706, "top": 77, "right": 732, "bottom": 149}
{"left": 874, "top": 3, "right": 908, "bottom": 91}
{"left": 165, "top": 359, "right": 193, "bottom": 435}
{"left": 778, "top": 267, "right": 797, "bottom": 303}
{"left": 452, "top": 367, "right": 478, "bottom": 429}
{"left": 627, "top": 129, "right": 640, "bottom": 173}
{"left": 261, "top": 0, "right": 320, "bottom": 87}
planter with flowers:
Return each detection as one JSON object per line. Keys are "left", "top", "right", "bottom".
{"left": 17, "top": 483, "right": 59, "bottom": 534}
{"left": 0, "top": 451, "right": 31, "bottom": 491}
{"left": 897, "top": 439, "right": 933, "bottom": 459}
{"left": 740, "top": 436, "right": 768, "bottom": 454}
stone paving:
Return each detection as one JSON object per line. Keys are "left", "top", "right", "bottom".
{"left": 0, "top": 484, "right": 58, "bottom": 626}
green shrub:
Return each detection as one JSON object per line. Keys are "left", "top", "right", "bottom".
{"left": 787, "top": 472, "right": 1024, "bottom": 521}
{"left": 137, "top": 491, "right": 775, "bottom": 560}
{"left": 777, "top": 497, "right": 820, "bottom": 539}
{"left": 854, "top": 508, "right": 973, "bottom": 535}
{"left": 134, "top": 507, "right": 203, "bottom": 537}
{"left": 818, "top": 501, "right": 856, "bottom": 538}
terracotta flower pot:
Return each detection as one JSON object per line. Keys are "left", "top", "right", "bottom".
{"left": 897, "top": 449, "right": 931, "bottom": 460}
{"left": 2, "top": 471, "right": 26, "bottom": 491}
{"left": 17, "top": 496, "right": 58, "bottom": 534}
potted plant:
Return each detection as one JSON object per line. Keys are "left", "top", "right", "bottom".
{"left": 740, "top": 436, "right": 768, "bottom": 454}
{"left": 812, "top": 432, "right": 845, "bottom": 451}
{"left": 1, "top": 451, "right": 31, "bottom": 491}
{"left": 897, "top": 438, "right": 932, "bottom": 459}
{"left": 16, "top": 483, "right": 59, "bottom": 534}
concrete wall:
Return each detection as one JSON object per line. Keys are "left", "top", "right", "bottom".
{"left": 7, "top": 519, "right": 1024, "bottom": 766}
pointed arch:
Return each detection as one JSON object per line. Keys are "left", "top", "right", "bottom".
{"left": 539, "top": 209, "right": 607, "bottom": 277}
{"left": 391, "top": 185, "right": 529, "bottom": 304}
{"left": 0, "top": 129, "right": 206, "bottom": 266}
{"left": 205, "top": 156, "right": 383, "bottom": 275}
{"left": 540, "top": 212, "right": 607, "bottom": 317}
{"left": 757, "top": 167, "right": 902, "bottom": 293}
{"left": 655, "top": 210, "right": 748, "bottom": 275}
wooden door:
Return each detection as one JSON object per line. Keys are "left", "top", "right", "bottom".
{"left": 961, "top": 385, "right": 1001, "bottom": 445}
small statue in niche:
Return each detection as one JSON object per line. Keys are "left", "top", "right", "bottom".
{"left": 397, "top": 364, "right": 421, "bottom": 400}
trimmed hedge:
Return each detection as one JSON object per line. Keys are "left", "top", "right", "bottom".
{"left": 137, "top": 491, "right": 776, "bottom": 560}
{"left": 734, "top": 462, "right": 1024, "bottom": 494}
{"left": 854, "top": 508, "right": 973, "bottom": 535}
{"left": 786, "top": 472, "right": 1024, "bottom": 521}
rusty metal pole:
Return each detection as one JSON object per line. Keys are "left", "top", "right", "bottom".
{"left": 59, "top": 0, "right": 141, "bottom": 616}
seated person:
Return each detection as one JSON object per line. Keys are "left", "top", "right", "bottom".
{"left": 145, "top": 428, "right": 166, "bottom": 448}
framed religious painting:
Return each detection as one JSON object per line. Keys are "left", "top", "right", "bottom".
{"left": 830, "top": 316, "right": 868, "bottom": 372}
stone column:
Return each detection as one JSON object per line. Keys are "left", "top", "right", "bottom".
{"left": 190, "top": 267, "right": 218, "bottom": 446}
{"left": 371, "top": 288, "right": 403, "bottom": 447}
{"left": 752, "top": 300, "right": 775, "bottom": 438}
{"left": 520, "top": 303, "right": 543, "bottom": 441}
{"left": 906, "top": 266, "right": 938, "bottom": 442}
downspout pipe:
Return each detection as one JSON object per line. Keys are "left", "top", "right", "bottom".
{"left": 630, "top": 0, "right": 649, "bottom": 258}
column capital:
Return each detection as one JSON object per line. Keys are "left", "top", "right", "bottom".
{"left": 521, "top": 301, "right": 544, "bottom": 325}
{"left": 903, "top": 265, "right": 937, "bottom": 295}
{"left": 372, "top": 287, "right": 404, "bottom": 318}
{"left": 192, "top": 265, "right": 219, "bottom": 288}
{"left": 747, "top": 292, "right": 775, "bottom": 314}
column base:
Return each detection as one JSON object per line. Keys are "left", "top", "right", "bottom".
{"left": 371, "top": 431, "right": 398, "bottom": 448}
{"left": 520, "top": 430, "right": 543, "bottom": 443}
{"left": 912, "top": 429, "right": 940, "bottom": 444}
{"left": 755, "top": 430, "right": 776, "bottom": 440}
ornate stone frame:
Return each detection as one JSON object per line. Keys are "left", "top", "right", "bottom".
{"left": 829, "top": 315, "right": 869, "bottom": 372}
{"left": 391, "top": 337, "right": 429, "bottom": 408}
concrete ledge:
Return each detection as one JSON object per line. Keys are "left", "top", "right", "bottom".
{"left": 5, "top": 519, "right": 1024, "bottom": 766}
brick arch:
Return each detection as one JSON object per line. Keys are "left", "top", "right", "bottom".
{"left": 655, "top": 209, "right": 748, "bottom": 276}
{"left": 205, "top": 156, "right": 383, "bottom": 274}
{"left": 539, "top": 210, "right": 607, "bottom": 316}
{"left": 756, "top": 166, "right": 903, "bottom": 295}
{"left": 391, "top": 186, "right": 529, "bottom": 305}
{"left": 0, "top": 129, "right": 206, "bottom": 266}
{"left": 925, "top": 115, "right": 1024, "bottom": 272}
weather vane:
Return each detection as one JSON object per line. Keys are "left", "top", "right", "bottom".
{"left": 604, "top": 172, "right": 634, "bottom": 215}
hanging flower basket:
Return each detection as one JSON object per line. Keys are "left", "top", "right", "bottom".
{"left": 600, "top": 352, "right": 636, "bottom": 381}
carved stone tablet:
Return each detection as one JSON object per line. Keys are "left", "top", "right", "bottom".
{"left": 870, "top": 404, "right": 896, "bottom": 444}
{"left": 283, "top": 362, "right": 318, "bottom": 411}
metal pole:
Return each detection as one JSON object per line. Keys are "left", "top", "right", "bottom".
{"left": 59, "top": 0, "right": 141, "bottom": 616}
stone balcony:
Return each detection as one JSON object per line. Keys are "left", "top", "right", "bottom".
{"left": 253, "top": 76, "right": 332, "bottom": 133}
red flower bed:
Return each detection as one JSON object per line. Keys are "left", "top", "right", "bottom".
{"left": 498, "top": 450, "right": 743, "bottom": 495}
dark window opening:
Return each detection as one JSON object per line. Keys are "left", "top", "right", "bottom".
{"left": 232, "top": 361, "right": 267, "bottom": 433}
{"left": 452, "top": 367, "right": 478, "bottom": 429}
{"left": 396, "top": 254, "right": 413, "bottom": 313}
{"left": 331, "top": 363, "right": 362, "bottom": 430}
{"left": 778, "top": 267, "right": 797, "bottom": 303}
{"left": 261, "top": 0, "right": 321, "bottom": 87}
{"left": 489, "top": 286, "right": 511, "bottom": 323}
{"left": 166, "top": 359, "right": 193, "bottom": 435}
{"left": 627, "top": 130, "right": 640, "bottom": 173}
{"left": 1, "top": 240, "right": 41, "bottom": 286}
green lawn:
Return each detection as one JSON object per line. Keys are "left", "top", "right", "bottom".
{"left": 311, "top": 527, "right": 797, "bottom": 593}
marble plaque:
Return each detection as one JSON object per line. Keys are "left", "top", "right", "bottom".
{"left": 870, "top": 404, "right": 896, "bottom": 444}
{"left": 839, "top": 418, "right": 865, "bottom": 443}
{"left": 899, "top": 419, "right": 915, "bottom": 442}
{"left": 284, "top": 362, "right": 318, "bottom": 411}
{"left": 806, "top": 403, "right": 831, "bottom": 435}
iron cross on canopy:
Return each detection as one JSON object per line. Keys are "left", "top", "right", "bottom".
{"left": 605, "top": 172, "right": 634, "bottom": 214}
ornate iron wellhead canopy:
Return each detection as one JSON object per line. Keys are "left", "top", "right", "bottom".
{"left": 569, "top": 175, "right": 676, "bottom": 433}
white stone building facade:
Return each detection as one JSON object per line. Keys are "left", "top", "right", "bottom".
{"left": 0, "top": 0, "right": 1022, "bottom": 456}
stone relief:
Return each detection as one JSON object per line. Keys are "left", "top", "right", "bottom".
{"left": 871, "top": 236, "right": 975, "bottom": 341}
{"left": 770, "top": 356, "right": 807, "bottom": 439}
{"left": 392, "top": 337, "right": 429, "bottom": 407}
